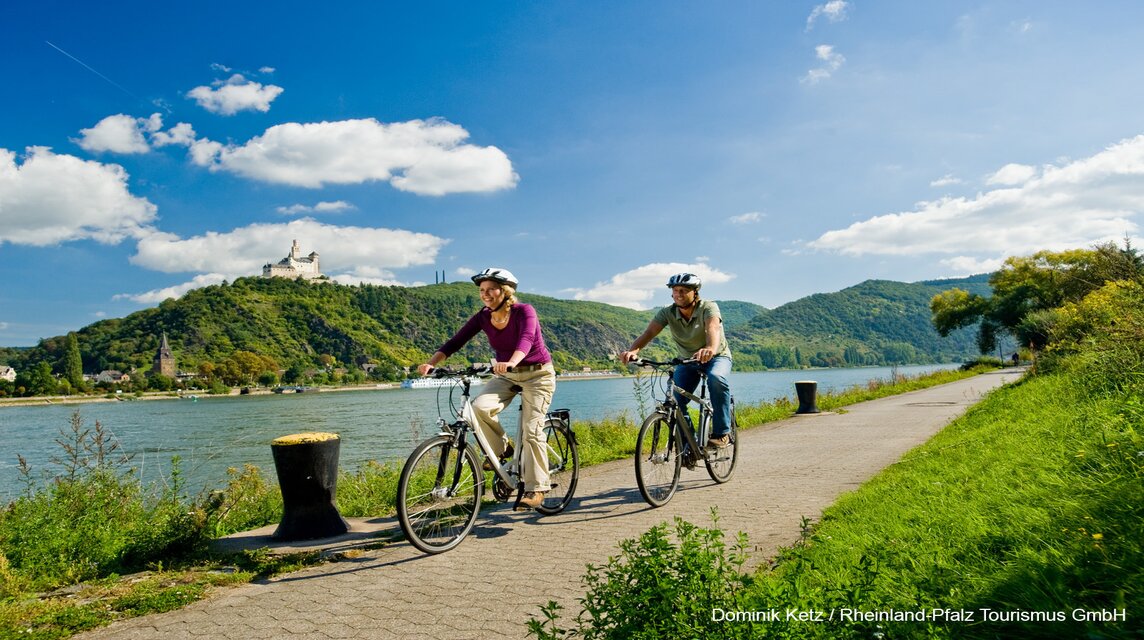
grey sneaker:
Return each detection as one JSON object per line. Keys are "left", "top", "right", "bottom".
{"left": 707, "top": 434, "right": 731, "bottom": 448}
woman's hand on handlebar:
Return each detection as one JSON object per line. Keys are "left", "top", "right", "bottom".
{"left": 417, "top": 363, "right": 434, "bottom": 376}
{"left": 491, "top": 361, "right": 514, "bottom": 375}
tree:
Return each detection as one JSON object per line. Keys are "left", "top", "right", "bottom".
{"left": 64, "top": 332, "right": 85, "bottom": 391}
{"left": 24, "top": 361, "right": 57, "bottom": 396}
{"left": 931, "top": 242, "right": 1144, "bottom": 352}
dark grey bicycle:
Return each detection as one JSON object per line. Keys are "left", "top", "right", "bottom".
{"left": 629, "top": 357, "right": 739, "bottom": 507}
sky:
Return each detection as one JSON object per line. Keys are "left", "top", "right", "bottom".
{"left": 2, "top": 1, "right": 1143, "bottom": 347}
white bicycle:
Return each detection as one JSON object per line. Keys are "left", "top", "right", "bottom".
{"left": 395, "top": 364, "right": 580, "bottom": 554}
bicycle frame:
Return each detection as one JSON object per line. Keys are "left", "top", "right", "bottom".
{"left": 434, "top": 367, "right": 570, "bottom": 502}
{"left": 658, "top": 371, "right": 712, "bottom": 462}
{"left": 398, "top": 363, "right": 580, "bottom": 553}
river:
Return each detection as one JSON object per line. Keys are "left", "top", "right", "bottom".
{"left": 0, "top": 364, "right": 957, "bottom": 500}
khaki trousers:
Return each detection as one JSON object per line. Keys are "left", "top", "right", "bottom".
{"left": 466, "top": 363, "right": 556, "bottom": 492}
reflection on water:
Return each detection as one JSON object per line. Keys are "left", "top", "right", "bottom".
{"left": 0, "top": 364, "right": 957, "bottom": 498}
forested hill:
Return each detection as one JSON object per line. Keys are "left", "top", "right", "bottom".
{"left": 730, "top": 275, "right": 989, "bottom": 368}
{"left": 5, "top": 274, "right": 987, "bottom": 380}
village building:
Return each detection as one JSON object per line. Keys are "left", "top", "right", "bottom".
{"left": 95, "top": 370, "right": 131, "bottom": 384}
{"left": 262, "top": 240, "right": 322, "bottom": 280}
{"left": 151, "top": 333, "right": 177, "bottom": 378}
{"left": 0, "top": 366, "right": 15, "bottom": 382}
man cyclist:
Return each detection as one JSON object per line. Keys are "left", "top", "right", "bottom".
{"left": 620, "top": 273, "right": 733, "bottom": 448}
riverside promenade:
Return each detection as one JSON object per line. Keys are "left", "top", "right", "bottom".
{"left": 77, "top": 368, "right": 1022, "bottom": 640}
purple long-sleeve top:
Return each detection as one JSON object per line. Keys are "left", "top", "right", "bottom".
{"left": 438, "top": 303, "right": 552, "bottom": 365}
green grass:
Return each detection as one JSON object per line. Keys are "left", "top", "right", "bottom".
{"left": 742, "top": 371, "right": 1142, "bottom": 639}
{"left": 532, "top": 367, "right": 1142, "bottom": 639}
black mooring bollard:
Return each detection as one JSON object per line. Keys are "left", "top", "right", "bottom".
{"left": 270, "top": 432, "right": 350, "bottom": 540}
{"left": 795, "top": 380, "right": 820, "bottom": 414}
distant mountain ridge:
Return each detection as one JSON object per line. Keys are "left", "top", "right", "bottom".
{"left": 3, "top": 275, "right": 987, "bottom": 379}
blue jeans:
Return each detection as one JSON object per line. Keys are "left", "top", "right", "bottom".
{"left": 672, "top": 356, "right": 732, "bottom": 438}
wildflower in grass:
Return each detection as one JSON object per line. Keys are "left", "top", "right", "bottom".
{"left": 1092, "top": 533, "right": 1103, "bottom": 540}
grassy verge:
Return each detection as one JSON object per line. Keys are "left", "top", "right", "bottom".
{"left": 0, "top": 364, "right": 991, "bottom": 639}
{"left": 531, "top": 368, "right": 1141, "bottom": 639}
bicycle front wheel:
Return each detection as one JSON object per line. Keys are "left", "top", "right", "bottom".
{"left": 635, "top": 412, "right": 681, "bottom": 507}
{"left": 705, "top": 399, "right": 739, "bottom": 484}
{"left": 396, "top": 436, "right": 482, "bottom": 554}
{"left": 536, "top": 419, "right": 579, "bottom": 515}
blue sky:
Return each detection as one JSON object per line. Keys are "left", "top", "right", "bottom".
{"left": 2, "top": 1, "right": 1143, "bottom": 347}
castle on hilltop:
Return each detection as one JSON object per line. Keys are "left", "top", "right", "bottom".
{"left": 263, "top": 240, "right": 322, "bottom": 280}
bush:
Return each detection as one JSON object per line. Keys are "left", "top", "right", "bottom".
{"left": 0, "top": 413, "right": 210, "bottom": 591}
{"left": 529, "top": 510, "right": 754, "bottom": 640}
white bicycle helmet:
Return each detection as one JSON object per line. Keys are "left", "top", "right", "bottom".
{"left": 471, "top": 267, "right": 518, "bottom": 287}
{"left": 666, "top": 273, "right": 702, "bottom": 290}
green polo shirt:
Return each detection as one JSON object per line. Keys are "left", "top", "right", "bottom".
{"left": 652, "top": 299, "right": 731, "bottom": 359}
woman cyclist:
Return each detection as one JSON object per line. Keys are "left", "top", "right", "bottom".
{"left": 417, "top": 268, "right": 557, "bottom": 510}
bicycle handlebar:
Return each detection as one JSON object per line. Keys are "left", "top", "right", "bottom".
{"left": 628, "top": 357, "right": 699, "bottom": 368}
{"left": 428, "top": 363, "right": 525, "bottom": 378}
{"left": 429, "top": 363, "right": 493, "bottom": 378}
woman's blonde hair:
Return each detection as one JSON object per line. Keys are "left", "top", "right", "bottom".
{"left": 500, "top": 284, "right": 518, "bottom": 306}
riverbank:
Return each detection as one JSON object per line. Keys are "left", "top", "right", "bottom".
{"left": 0, "top": 370, "right": 633, "bottom": 409}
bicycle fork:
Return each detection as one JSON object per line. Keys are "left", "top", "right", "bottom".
{"left": 432, "top": 426, "right": 473, "bottom": 500}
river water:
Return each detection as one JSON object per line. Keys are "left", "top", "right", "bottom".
{"left": 0, "top": 364, "right": 957, "bottom": 500}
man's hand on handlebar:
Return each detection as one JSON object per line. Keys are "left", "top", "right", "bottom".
{"left": 693, "top": 347, "right": 715, "bottom": 364}
{"left": 620, "top": 350, "right": 640, "bottom": 364}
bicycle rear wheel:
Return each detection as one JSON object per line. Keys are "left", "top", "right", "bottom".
{"left": 705, "top": 399, "right": 739, "bottom": 483}
{"left": 396, "top": 436, "right": 482, "bottom": 554}
{"left": 635, "top": 412, "right": 681, "bottom": 507}
{"left": 535, "top": 419, "right": 579, "bottom": 515}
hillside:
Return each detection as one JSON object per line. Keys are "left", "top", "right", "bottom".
{"left": 729, "top": 276, "right": 988, "bottom": 368}
{"left": 4, "top": 275, "right": 987, "bottom": 384}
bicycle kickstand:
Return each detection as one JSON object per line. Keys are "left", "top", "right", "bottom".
{"left": 511, "top": 480, "right": 526, "bottom": 510}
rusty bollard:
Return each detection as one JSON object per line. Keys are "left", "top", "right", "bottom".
{"left": 270, "top": 432, "right": 350, "bottom": 540}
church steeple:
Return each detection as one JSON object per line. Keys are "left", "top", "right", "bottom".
{"left": 151, "top": 333, "right": 176, "bottom": 378}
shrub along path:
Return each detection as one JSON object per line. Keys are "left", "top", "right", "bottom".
{"left": 75, "top": 369, "right": 1022, "bottom": 640}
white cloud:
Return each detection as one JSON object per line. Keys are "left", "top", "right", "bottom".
{"left": 986, "top": 163, "right": 1037, "bottom": 185}
{"left": 126, "top": 218, "right": 447, "bottom": 298}
{"left": 276, "top": 201, "right": 355, "bottom": 215}
{"left": 187, "top": 74, "right": 284, "bottom": 115}
{"left": 76, "top": 113, "right": 199, "bottom": 154}
{"left": 565, "top": 262, "right": 735, "bottom": 309}
{"left": 807, "top": 134, "right": 1144, "bottom": 260}
{"left": 729, "top": 212, "right": 764, "bottom": 224}
{"left": 802, "top": 45, "right": 846, "bottom": 84}
{"left": 940, "top": 255, "right": 1005, "bottom": 274}
{"left": 75, "top": 114, "right": 152, "bottom": 154}
{"left": 930, "top": 174, "right": 963, "bottom": 187}
{"left": 151, "top": 122, "right": 197, "bottom": 148}
{"left": 120, "top": 219, "right": 449, "bottom": 302}
{"left": 115, "top": 273, "right": 230, "bottom": 304}
{"left": 0, "top": 147, "right": 157, "bottom": 246}
{"left": 806, "top": 1, "right": 850, "bottom": 30}
{"left": 191, "top": 117, "right": 518, "bottom": 195}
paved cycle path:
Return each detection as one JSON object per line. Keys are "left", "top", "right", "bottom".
{"left": 77, "top": 369, "right": 1022, "bottom": 640}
